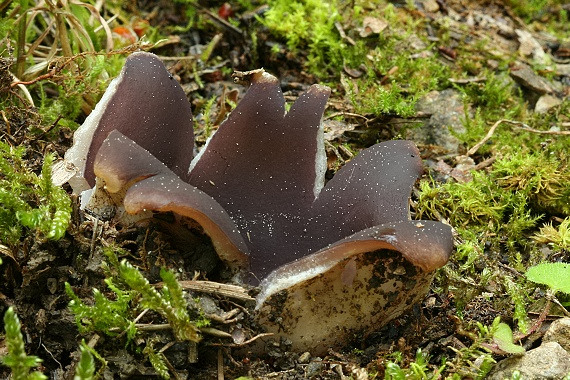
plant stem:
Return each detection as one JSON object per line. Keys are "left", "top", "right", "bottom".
{"left": 15, "top": 0, "right": 29, "bottom": 78}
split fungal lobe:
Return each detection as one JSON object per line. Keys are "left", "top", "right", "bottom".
{"left": 63, "top": 52, "right": 453, "bottom": 354}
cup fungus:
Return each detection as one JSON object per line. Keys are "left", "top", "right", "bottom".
{"left": 64, "top": 52, "right": 453, "bottom": 354}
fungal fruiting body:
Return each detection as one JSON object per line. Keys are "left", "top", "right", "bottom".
{"left": 64, "top": 52, "right": 453, "bottom": 354}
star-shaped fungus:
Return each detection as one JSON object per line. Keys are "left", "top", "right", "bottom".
{"left": 64, "top": 52, "right": 453, "bottom": 354}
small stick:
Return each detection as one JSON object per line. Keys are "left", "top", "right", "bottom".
{"left": 466, "top": 119, "right": 525, "bottom": 157}
{"left": 218, "top": 348, "right": 225, "bottom": 380}
{"left": 466, "top": 119, "right": 569, "bottom": 158}
{"left": 156, "top": 280, "right": 254, "bottom": 302}
{"left": 514, "top": 126, "right": 570, "bottom": 136}
{"left": 325, "top": 111, "right": 369, "bottom": 121}
{"left": 550, "top": 296, "right": 570, "bottom": 317}
{"left": 207, "top": 332, "right": 274, "bottom": 347}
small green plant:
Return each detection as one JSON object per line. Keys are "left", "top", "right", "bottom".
{"left": 195, "top": 95, "right": 218, "bottom": 138}
{"left": 384, "top": 349, "right": 445, "bottom": 379}
{"left": 0, "top": 307, "right": 47, "bottom": 380}
{"left": 502, "top": 276, "right": 530, "bottom": 332}
{"left": 74, "top": 342, "right": 95, "bottom": 380}
{"left": 67, "top": 247, "right": 202, "bottom": 343}
{"left": 0, "top": 144, "right": 71, "bottom": 250}
{"left": 65, "top": 280, "right": 138, "bottom": 340}
{"left": 119, "top": 261, "right": 202, "bottom": 342}
{"left": 143, "top": 341, "right": 170, "bottom": 380}
{"left": 444, "top": 319, "right": 497, "bottom": 379}
{"left": 456, "top": 72, "right": 519, "bottom": 115}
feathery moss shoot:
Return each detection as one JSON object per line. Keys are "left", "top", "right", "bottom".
{"left": 0, "top": 144, "right": 71, "bottom": 249}
{"left": 1, "top": 307, "right": 47, "bottom": 380}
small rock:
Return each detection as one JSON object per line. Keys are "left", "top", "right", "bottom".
{"left": 408, "top": 34, "right": 428, "bottom": 51}
{"left": 543, "top": 318, "right": 570, "bottom": 352}
{"left": 556, "top": 63, "right": 570, "bottom": 77}
{"left": 535, "top": 94, "right": 562, "bottom": 113}
{"left": 487, "top": 342, "right": 570, "bottom": 380}
{"left": 510, "top": 63, "right": 554, "bottom": 94}
{"left": 515, "top": 29, "right": 548, "bottom": 65}
{"left": 231, "top": 328, "right": 246, "bottom": 344}
{"left": 408, "top": 89, "right": 468, "bottom": 154}
{"left": 305, "top": 358, "right": 323, "bottom": 378}
{"left": 196, "top": 295, "right": 223, "bottom": 315}
{"left": 343, "top": 65, "right": 363, "bottom": 78}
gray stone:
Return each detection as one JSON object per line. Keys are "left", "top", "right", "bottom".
{"left": 408, "top": 89, "right": 467, "bottom": 154}
{"left": 487, "top": 342, "right": 570, "bottom": 380}
{"left": 535, "top": 94, "right": 562, "bottom": 113}
{"left": 510, "top": 63, "right": 554, "bottom": 94}
{"left": 515, "top": 29, "right": 548, "bottom": 65}
{"left": 543, "top": 318, "right": 570, "bottom": 352}
{"left": 556, "top": 64, "right": 570, "bottom": 77}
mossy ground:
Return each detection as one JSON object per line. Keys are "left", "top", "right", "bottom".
{"left": 1, "top": 0, "right": 569, "bottom": 378}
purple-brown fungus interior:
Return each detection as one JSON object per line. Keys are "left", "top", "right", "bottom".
{"left": 80, "top": 52, "right": 453, "bottom": 285}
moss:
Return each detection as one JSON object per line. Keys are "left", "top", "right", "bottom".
{"left": 262, "top": 0, "right": 344, "bottom": 77}
{"left": 0, "top": 144, "right": 71, "bottom": 249}
{"left": 503, "top": 0, "right": 567, "bottom": 23}
{"left": 261, "top": 1, "right": 452, "bottom": 116}
{"left": 350, "top": 42, "right": 449, "bottom": 117}
{"left": 417, "top": 172, "right": 504, "bottom": 230}
{"left": 533, "top": 217, "right": 570, "bottom": 251}
{"left": 418, "top": 143, "right": 568, "bottom": 333}
{"left": 493, "top": 150, "right": 570, "bottom": 215}
{"left": 457, "top": 72, "right": 521, "bottom": 115}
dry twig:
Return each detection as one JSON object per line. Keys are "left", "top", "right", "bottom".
{"left": 156, "top": 280, "right": 255, "bottom": 302}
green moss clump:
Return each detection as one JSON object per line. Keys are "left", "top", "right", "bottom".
{"left": 261, "top": 1, "right": 452, "bottom": 116}
{"left": 418, "top": 149, "right": 568, "bottom": 248}
{"left": 533, "top": 217, "right": 570, "bottom": 251}
{"left": 493, "top": 151, "right": 570, "bottom": 215}
{"left": 262, "top": 0, "right": 345, "bottom": 76}
{"left": 0, "top": 143, "right": 71, "bottom": 249}
{"left": 350, "top": 43, "right": 449, "bottom": 117}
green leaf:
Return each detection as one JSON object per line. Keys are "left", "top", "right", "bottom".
{"left": 492, "top": 323, "right": 525, "bottom": 354}
{"left": 526, "top": 262, "right": 570, "bottom": 294}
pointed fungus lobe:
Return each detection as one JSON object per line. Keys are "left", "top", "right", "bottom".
{"left": 188, "top": 70, "right": 331, "bottom": 279}
{"left": 305, "top": 140, "right": 425, "bottom": 251}
{"left": 66, "top": 52, "right": 194, "bottom": 190}
{"left": 68, "top": 52, "right": 454, "bottom": 355}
